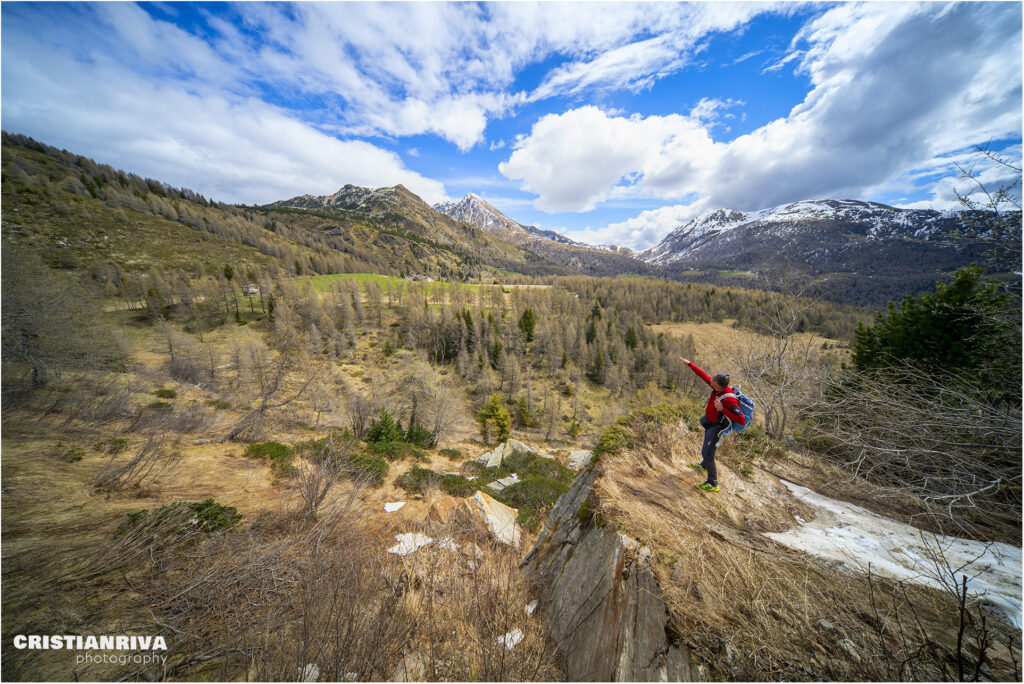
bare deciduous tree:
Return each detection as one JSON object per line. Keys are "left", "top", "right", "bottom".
{"left": 804, "top": 363, "right": 1021, "bottom": 536}
{"left": 93, "top": 434, "right": 181, "bottom": 494}
{"left": 732, "top": 262, "right": 833, "bottom": 439}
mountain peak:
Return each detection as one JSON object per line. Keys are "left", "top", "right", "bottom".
{"left": 434, "top": 194, "right": 579, "bottom": 246}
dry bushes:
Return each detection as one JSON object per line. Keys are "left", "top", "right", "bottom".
{"left": 126, "top": 402, "right": 216, "bottom": 434}
{"left": 41, "top": 373, "right": 139, "bottom": 425}
{"left": 92, "top": 435, "right": 181, "bottom": 495}
{"left": 592, "top": 421, "right": 1018, "bottom": 681}
{"left": 803, "top": 365, "right": 1022, "bottom": 541}
{"left": 109, "top": 502, "right": 555, "bottom": 681}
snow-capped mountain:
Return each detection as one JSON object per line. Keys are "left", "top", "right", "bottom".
{"left": 637, "top": 198, "right": 1018, "bottom": 305}
{"left": 433, "top": 194, "right": 578, "bottom": 245}
{"left": 640, "top": 199, "right": 964, "bottom": 265}
{"left": 639, "top": 198, "right": 1004, "bottom": 268}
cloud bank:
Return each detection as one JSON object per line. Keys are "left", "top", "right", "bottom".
{"left": 501, "top": 2, "right": 1022, "bottom": 248}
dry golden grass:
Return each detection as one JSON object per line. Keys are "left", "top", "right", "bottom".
{"left": 649, "top": 319, "right": 841, "bottom": 371}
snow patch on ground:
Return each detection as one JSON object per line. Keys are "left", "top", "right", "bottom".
{"left": 497, "top": 629, "right": 524, "bottom": 650}
{"left": 767, "top": 480, "right": 1022, "bottom": 628}
{"left": 387, "top": 533, "right": 433, "bottom": 556}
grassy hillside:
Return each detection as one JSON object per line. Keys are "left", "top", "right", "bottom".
{"left": 1, "top": 133, "right": 568, "bottom": 285}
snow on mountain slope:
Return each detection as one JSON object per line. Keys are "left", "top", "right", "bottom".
{"left": 434, "top": 194, "right": 578, "bottom": 245}
{"left": 640, "top": 199, "right": 957, "bottom": 265}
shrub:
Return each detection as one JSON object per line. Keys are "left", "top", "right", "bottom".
{"left": 439, "top": 447, "right": 464, "bottom": 460}
{"left": 295, "top": 435, "right": 389, "bottom": 488}
{"left": 461, "top": 461, "right": 512, "bottom": 487}
{"left": 405, "top": 420, "right": 434, "bottom": 448}
{"left": 395, "top": 466, "right": 440, "bottom": 494}
{"left": 105, "top": 438, "right": 129, "bottom": 455}
{"left": 366, "top": 409, "right": 403, "bottom": 444}
{"left": 245, "top": 442, "right": 296, "bottom": 476}
{"left": 347, "top": 453, "right": 389, "bottom": 487}
{"left": 154, "top": 388, "right": 177, "bottom": 399}
{"left": 366, "top": 440, "right": 427, "bottom": 462}
{"left": 56, "top": 442, "right": 85, "bottom": 462}
{"left": 594, "top": 402, "right": 689, "bottom": 457}
{"left": 732, "top": 423, "right": 786, "bottom": 462}
{"left": 494, "top": 475, "right": 568, "bottom": 510}
{"left": 116, "top": 499, "right": 241, "bottom": 538}
{"left": 515, "top": 396, "right": 533, "bottom": 428}
{"left": 514, "top": 505, "right": 544, "bottom": 533}
{"left": 594, "top": 423, "right": 630, "bottom": 457}
{"left": 502, "top": 449, "right": 573, "bottom": 486}
{"left": 206, "top": 399, "right": 231, "bottom": 410}
{"left": 439, "top": 473, "right": 479, "bottom": 497}
{"left": 146, "top": 401, "right": 173, "bottom": 412}
{"left": 189, "top": 499, "right": 243, "bottom": 533}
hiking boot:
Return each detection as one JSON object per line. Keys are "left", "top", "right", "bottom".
{"left": 695, "top": 482, "right": 719, "bottom": 492}
{"left": 688, "top": 463, "right": 707, "bottom": 474}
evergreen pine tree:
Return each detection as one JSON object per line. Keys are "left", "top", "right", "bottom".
{"left": 625, "top": 325, "right": 639, "bottom": 349}
{"left": 518, "top": 308, "right": 536, "bottom": 343}
{"left": 587, "top": 349, "right": 605, "bottom": 384}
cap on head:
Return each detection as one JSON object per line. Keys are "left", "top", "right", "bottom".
{"left": 712, "top": 373, "right": 730, "bottom": 389}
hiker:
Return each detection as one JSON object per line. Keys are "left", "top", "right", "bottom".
{"left": 678, "top": 357, "right": 746, "bottom": 492}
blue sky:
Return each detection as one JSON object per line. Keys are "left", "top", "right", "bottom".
{"left": 3, "top": 2, "right": 1021, "bottom": 249}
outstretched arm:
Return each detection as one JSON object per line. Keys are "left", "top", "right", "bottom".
{"left": 678, "top": 357, "right": 713, "bottom": 388}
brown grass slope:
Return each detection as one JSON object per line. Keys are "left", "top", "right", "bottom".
{"left": 591, "top": 421, "right": 1020, "bottom": 681}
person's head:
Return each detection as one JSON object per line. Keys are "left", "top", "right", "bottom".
{"left": 711, "top": 372, "right": 730, "bottom": 391}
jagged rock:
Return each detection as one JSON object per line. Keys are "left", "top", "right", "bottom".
{"left": 480, "top": 439, "right": 553, "bottom": 468}
{"left": 521, "top": 470, "right": 697, "bottom": 681}
{"left": 487, "top": 473, "right": 520, "bottom": 492}
{"left": 384, "top": 501, "right": 405, "bottom": 513}
{"left": 505, "top": 438, "right": 532, "bottom": 456}
{"left": 426, "top": 496, "right": 462, "bottom": 523}
{"left": 469, "top": 490, "right": 521, "bottom": 547}
{"left": 567, "top": 450, "right": 594, "bottom": 471}
{"left": 300, "top": 663, "right": 319, "bottom": 682}
{"left": 391, "top": 652, "right": 429, "bottom": 681}
{"left": 525, "top": 600, "right": 538, "bottom": 615}
{"left": 484, "top": 443, "right": 506, "bottom": 468}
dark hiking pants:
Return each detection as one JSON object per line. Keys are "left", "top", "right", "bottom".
{"left": 699, "top": 415, "right": 730, "bottom": 486}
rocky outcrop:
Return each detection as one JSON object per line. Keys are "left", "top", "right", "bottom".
{"left": 469, "top": 490, "right": 522, "bottom": 547}
{"left": 520, "top": 470, "right": 697, "bottom": 681}
{"left": 567, "top": 449, "right": 594, "bottom": 471}
{"left": 477, "top": 438, "right": 546, "bottom": 468}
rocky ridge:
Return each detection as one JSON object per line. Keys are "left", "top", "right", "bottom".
{"left": 433, "top": 193, "right": 578, "bottom": 245}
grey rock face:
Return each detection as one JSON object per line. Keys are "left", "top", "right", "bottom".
{"left": 521, "top": 471, "right": 698, "bottom": 681}
{"left": 567, "top": 449, "right": 594, "bottom": 471}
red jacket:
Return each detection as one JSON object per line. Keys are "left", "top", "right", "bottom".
{"left": 686, "top": 361, "right": 746, "bottom": 425}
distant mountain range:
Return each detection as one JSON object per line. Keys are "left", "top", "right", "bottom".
{"left": 636, "top": 199, "right": 1018, "bottom": 304}
{"left": 640, "top": 199, "right": 979, "bottom": 267}
{"left": 5, "top": 129, "right": 1013, "bottom": 308}
{"left": 273, "top": 183, "right": 1018, "bottom": 305}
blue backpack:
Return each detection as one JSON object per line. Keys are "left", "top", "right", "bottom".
{"left": 718, "top": 386, "right": 755, "bottom": 437}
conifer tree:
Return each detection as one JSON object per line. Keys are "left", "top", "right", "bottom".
{"left": 586, "top": 349, "right": 605, "bottom": 385}
{"left": 518, "top": 308, "right": 536, "bottom": 343}
{"left": 477, "top": 393, "right": 511, "bottom": 444}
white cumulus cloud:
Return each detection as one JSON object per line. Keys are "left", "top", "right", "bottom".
{"left": 502, "top": 2, "right": 1022, "bottom": 249}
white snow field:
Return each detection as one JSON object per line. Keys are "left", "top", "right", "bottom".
{"left": 766, "top": 480, "right": 1022, "bottom": 628}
